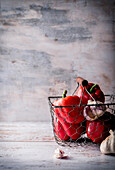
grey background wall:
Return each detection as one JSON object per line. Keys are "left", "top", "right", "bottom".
{"left": 0, "top": 0, "right": 115, "bottom": 122}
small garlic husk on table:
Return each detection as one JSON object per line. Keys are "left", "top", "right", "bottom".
{"left": 100, "top": 130, "right": 115, "bottom": 155}
{"left": 83, "top": 100, "right": 106, "bottom": 121}
{"left": 54, "top": 148, "right": 68, "bottom": 159}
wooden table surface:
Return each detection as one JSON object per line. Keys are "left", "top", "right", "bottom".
{"left": 0, "top": 122, "right": 115, "bottom": 170}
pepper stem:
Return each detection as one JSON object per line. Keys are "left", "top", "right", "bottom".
{"left": 90, "top": 84, "right": 97, "bottom": 93}
{"left": 62, "top": 90, "right": 67, "bottom": 98}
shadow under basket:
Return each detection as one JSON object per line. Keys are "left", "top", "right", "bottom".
{"left": 48, "top": 94, "right": 115, "bottom": 147}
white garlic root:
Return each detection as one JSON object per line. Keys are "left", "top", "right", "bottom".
{"left": 100, "top": 129, "right": 115, "bottom": 155}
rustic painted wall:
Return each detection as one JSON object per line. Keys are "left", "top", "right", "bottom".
{"left": 0, "top": 0, "right": 115, "bottom": 122}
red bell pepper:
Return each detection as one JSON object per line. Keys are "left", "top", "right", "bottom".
{"left": 54, "top": 114, "right": 85, "bottom": 140}
{"left": 54, "top": 118, "right": 69, "bottom": 141}
{"left": 53, "top": 90, "right": 85, "bottom": 124}
{"left": 87, "top": 112, "right": 115, "bottom": 143}
{"left": 76, "top": 79, "right": 105, "bottom": 104}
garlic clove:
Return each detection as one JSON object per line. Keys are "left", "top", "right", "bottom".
{"left": 54, "top": 148, "right": 68, "bottom": 159}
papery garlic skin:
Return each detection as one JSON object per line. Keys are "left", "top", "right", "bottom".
{"left": 83, "top": 100, "right": 106, "bottom": 121}
{"left": 100, "top": 130, "right": 115, "bottom": 155}
{"left": 54, "top": 148, "right": 68, "bottom": 159}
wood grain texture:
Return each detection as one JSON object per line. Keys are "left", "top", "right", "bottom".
{"left": 0, "top": 122, "right": 115, "bottom": 170}
{"left": 0, "top": 0, "right": 115, "bottom": 121}
{"left": 0, "top": 122, "right": 54, "bottom": 142}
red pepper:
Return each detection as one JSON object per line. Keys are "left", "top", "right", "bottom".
{"left": 53, "top": 90, "right": 85, "bottom": 124}
{"left": 77, "top": 82, "right": 105, "bottom": 104}
{"left": 87, "top": 112, "right": 115, "bottom": 143}
{"left": 54, "top": 118, "right": 69, "bottom": 141}
{"left": 65, "top": 122, "right": 84, "bottom": 140}
{"left": 54, "top": 113, "right": 85, "bottom": 140}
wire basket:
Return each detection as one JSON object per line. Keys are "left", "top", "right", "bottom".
{"left": 48, "top": 81, "right": 115, "bottom": 147}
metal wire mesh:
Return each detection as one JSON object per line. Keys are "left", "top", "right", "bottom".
{"left": 48, "top": 94, "right": 115, "bottom": 147}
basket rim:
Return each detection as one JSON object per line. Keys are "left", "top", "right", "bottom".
{"left": 48, "top": 94, "right": 115, "bottom": 108}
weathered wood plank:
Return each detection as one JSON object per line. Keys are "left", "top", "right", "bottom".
{"left": 0, "top": 122, "right": 54, "bottom": 142}
{"left": 0, "top": 122, "right": 115, "bottom": 170}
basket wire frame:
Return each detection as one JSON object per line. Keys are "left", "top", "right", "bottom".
{"left": 48, "top": 86, "right": 115, "bottom": 147}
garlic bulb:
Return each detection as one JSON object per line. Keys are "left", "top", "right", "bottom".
{"left": 83, "top": 100, "right": 106, "bottom": 121}
{"left": 100, "top": 130, "right": 115, "bottom": 155}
